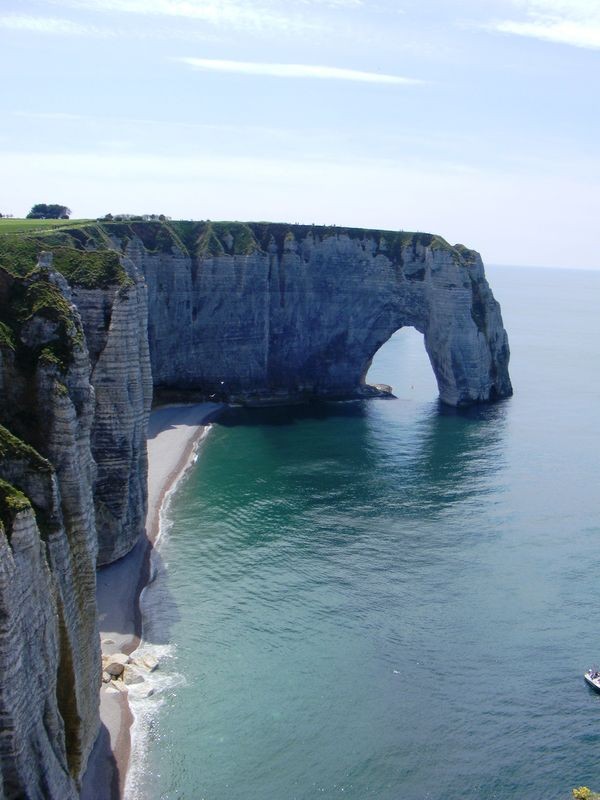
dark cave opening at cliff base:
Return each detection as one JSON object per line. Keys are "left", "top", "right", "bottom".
{"left": 365, "top": 327, "right": 438, "bottom": 404}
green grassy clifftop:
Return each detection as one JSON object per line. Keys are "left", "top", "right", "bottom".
{"left": 0, "top": 218, "right": 479, "bottom": 291}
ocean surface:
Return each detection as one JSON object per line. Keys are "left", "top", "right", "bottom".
{"left": 130, "top": 265, "right": 600, "bottom": 800}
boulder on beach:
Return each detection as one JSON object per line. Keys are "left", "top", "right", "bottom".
{"left": 105, "top": 662, "right": 125, "bottom": 678}
{"left": 123, "top": 668, "right": 145, "bottom": 686}
{"left": 139, "top": 654, "right": 159, "bottom": 673}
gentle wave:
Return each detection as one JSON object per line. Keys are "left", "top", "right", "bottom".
{"left": 124, "top": 425, "right": 213, "bottom": 800}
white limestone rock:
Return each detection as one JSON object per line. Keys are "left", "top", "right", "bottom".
{"left": 130, "top": 226, "right": 511, "bottom": 407}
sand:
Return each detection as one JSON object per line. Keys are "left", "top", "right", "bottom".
{"left": 81, "top": 403, "right": 222, "bottom": 800}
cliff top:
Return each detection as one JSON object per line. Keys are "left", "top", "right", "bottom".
{"left": 0, "top": 218, "right": 479, "bottom": 290}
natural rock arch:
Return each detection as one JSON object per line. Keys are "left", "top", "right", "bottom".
{"left": 129, "top": 224, "right": 512, "bottom": 407}
{"left": 361, "top": 325, "right": 436, "bottom": 396}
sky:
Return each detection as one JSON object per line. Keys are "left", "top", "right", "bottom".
{"left": 0, "top": 0, "right": 599, "bottom": 269}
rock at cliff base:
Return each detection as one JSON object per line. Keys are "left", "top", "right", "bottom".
{"left": 123, "top": 667, "right": 145, "bottom": 686}
{"left": 105, "top": 662, "right": 125, "bottom": 678}
{"left": 139, "top": 653, "right": 159, "bottom": 672}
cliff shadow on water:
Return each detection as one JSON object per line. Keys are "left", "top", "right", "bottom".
{"left": 208, "top": 396, "right": 509, "bottom": 546}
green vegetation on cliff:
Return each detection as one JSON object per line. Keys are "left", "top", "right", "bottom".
{"left": 0, "top": 221, "right": 129, "bottom": 287}
{"left": 0, "top": 218, "right": 90, "bottom": 234}
{"left": 0, "top": 424, "right": 51, "bottom": 473}
{"left": 0, "top": 478, "right": 31, "bottom": 537}
{"left": 51, "top": 247, "right": 129, "bottom": 289}
{"left": 0, "top": 236, "right": 42, "bottom": 276}
{"left": 0, "top": 266, "right": 84, "bottom": 372}
{"left": 0, "top": 218, "right": 477, "bottom": 297}
{"left": 0, "top": 321, "right": 16, "bottom": 350}
{"left": 197, "top": 223, "right": 226, "bottom": 257}
{"left": 167, "top": 221, "right": 458, "bottom": 263}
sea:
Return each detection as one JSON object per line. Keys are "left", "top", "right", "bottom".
{"left": 127, "top": 265, "right": 600, "bottom": 800}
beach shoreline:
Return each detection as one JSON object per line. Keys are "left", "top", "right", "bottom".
{"left": 81, "top": 402, "right": 223, "bottom": 800}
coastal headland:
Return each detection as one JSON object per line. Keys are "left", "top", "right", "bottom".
{"left": 0, "top": 218, "right": 511, "bottom": 798}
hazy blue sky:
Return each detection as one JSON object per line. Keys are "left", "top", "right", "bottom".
{"left": 1, "top": 0, "right": 598, "bottom": 268}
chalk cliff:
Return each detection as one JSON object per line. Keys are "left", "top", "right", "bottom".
{"left": 0, "top": 218, "right": 511, "bottom": 798}
{"left": 70, "top": 255, "right": 152, "bottom": 566}
{"left": 0, "top": 264, "right": 100, "bottom": 798}
{"left": 127, "top": 222, "right": 511, "bottom": 406}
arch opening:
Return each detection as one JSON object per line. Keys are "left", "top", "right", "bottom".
{"left": 364, "top": 326, "right": 438, "bottom": 402}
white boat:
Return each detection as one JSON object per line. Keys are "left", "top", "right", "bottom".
{"left": 584, "top": 669, "right": 600, "bottom": 692}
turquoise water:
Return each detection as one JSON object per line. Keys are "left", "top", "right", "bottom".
{"left": 135, "top": 266, "right": 600, "bottom": 800}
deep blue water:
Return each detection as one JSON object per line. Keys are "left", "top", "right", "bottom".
{"left": 132, "top": 266, "right": 600, "bottom": 800}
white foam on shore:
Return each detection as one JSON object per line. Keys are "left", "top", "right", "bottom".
{"left": 124, "top": 425, "right": 213, "bottom": 800}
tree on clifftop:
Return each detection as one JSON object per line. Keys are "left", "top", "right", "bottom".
{"left": 26, "top": 203, "right": 71, "bottom": 219}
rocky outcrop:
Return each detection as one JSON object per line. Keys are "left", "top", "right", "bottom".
{"left": 126, "top": 223, "right": 512, "bottom": 406}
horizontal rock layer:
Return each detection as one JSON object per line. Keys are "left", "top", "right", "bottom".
{"left": 72, "top": 253, "right": 152, "bottom": 566}
{"left": 0, "top": 265, "right": 100, "bottom": 798}
{"left": 126, "top": 223, "right": 512, "bottom": 406}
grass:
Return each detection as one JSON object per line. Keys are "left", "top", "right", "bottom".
{"left": 0, "top": 223, "right": 131, "bottom": 287}
{"left": 51, "top": 247, "right": 130, "bottom": 289}
{"left": 197, "top": 223, "right": 226, "bottom": 257}
{"left": 0, "top": 218, "right": 472, "bottom": 286}
{"left": 0, "top": 235, "right": 44, "bottom": 276}
{"left": 0, "top": 218, "right": 92, "bottom": 234}
{"left": 0, "top": 265, "right": 84, "bottom": 372}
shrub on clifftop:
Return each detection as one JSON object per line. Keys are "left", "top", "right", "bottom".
{"left": 26, "top": 204, "right": 71, "bottom": 220}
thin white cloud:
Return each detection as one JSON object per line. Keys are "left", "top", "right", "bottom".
{"left": 12, "top": 111, "right": 86, "bottom": 121}
{"left": 177, "top": 57, "right": 422, "bottom": 85}
{"left": 0, "top": 14, "right": 102, "bottom": 35}
{"left": 487, "top": 0, "right": 600, "bottom": 49}
{"left": 493, "top": 18, "right": 600, "bottom": 48}
{"left": 51, "top": 0, "right": 318, "bottom": 34}
{"left": 0, "top": 12, "right": 222, "bottom": 41}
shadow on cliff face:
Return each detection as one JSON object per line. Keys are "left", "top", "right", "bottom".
{"left": 80, "top": 722, "right": 120, "bottom": 800}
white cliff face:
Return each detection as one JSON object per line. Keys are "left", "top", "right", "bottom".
{"left": 0, "top": 504, "right": 77, "bottom": 800}
{"left": 72, "top": 256, "right": 152, "bottom": 565}
{"left": 130, "top": 226, "right": 512, "bottom": 406}
{"left": 0, "top": 265, "right": 100, "bottom": 798}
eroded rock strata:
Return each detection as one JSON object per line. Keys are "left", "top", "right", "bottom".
{"left": 128, "top": 222, "right": 511, "bottom": 406}
{"left": 71, "top": 256, "right": 152, "bottom": 566}
{"left": 0, "top": 265, "right": 100, "bottom": 798}
{"left": 0, "top": 220, "right": 511, "bottom": 798}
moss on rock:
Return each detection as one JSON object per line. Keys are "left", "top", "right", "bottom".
{"left": 0, "top": 424, "right": 52, "bottom": 473}
{"left": 0, "top": 235, "right": 41, "bottom": 276}
{"left": 0, "top": 478, "right": 32, "bottom": 537}
{"left": 0, "top": 266, "right": 83, "bottom": 373}
{"left": 0, "top": 320, "right": 16, "bottom": 350}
